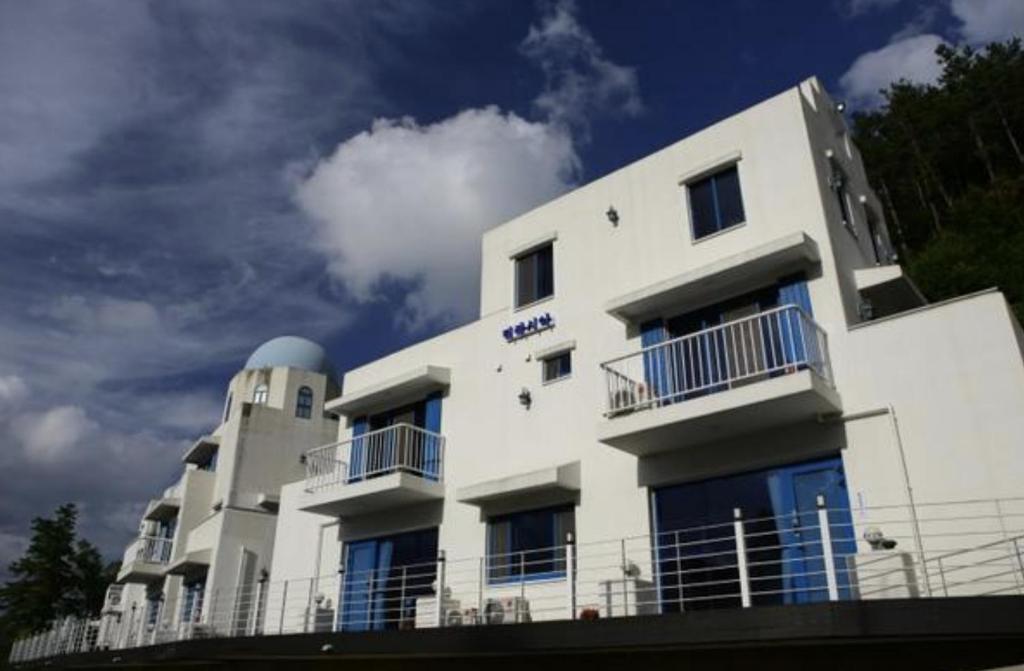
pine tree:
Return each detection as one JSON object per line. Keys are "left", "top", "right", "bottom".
{"left": 0, "top": 504, "right": 120, "bottom": 660}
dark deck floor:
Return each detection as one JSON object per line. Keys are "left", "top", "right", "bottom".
{"left": 13, "top": 596, "right": 1024, "bottom": 671}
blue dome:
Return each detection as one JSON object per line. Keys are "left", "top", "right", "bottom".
{"left": 244, "top": 336, "right": 335, "bottom": 378}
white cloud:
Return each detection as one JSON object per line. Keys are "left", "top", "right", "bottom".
{"left": 951, "top": 0, "right": 1024, "bottom": 44}
{"left": 840, "top": 0, "right": 903, "bottom": 17}
{"left": 0, "top": 375, "right": 28, "bottom": 406}
{"left": 839, "top": 34, "right": 946, "bottom": 107}
{"left": 13, "top": 405, "right": 99, "bottom": 463}
{"left": 520, "top": 0, "right": 642, "bottom": 130}
{"left": 296, "top": 108, "right": 580, "bottom": 328}
{"left": 43, "top": 295, "right": 162, "bottom": 334}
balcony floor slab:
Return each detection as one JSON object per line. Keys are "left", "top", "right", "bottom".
{"left": 596, "top": 369, "right": 842, "bottom": 456}
{"left": 299, "top": 472, "right": 444, "bottom": 517}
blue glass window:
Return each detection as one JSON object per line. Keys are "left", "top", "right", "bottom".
{"left": 295, "top": 386, "right": 314, "bottom": 419}
{"left": 688, "top": 165, "right": 746, "bottom": 240}
{"left": 487, "top": 505, "right": 575, "bottom": 583}
{"left": 542, "top": 351, "right": 572, "bottom": 383}
{"left": 515, "top": 244, "right": 554, "bottom": 308}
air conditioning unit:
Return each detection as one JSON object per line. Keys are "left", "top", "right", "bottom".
{"left": 610, "top": 389, "right": 637, "bottom": 415}
{"left": 443, "top": 608, "right": 464, "bottom": 626}
{"left": 483, "top": 597, "right": 531, "bottom": 625}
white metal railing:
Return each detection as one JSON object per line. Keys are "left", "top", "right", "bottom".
{"left": 304, "top": 423, "right": 445, "bottom": 492}
{"left": 601, "top": 305, "right": 832, "bottom": 415}
{"left": 133, "top": 535, "right": 174, "bottom": 565}
{"left": 11, "top": 497, "right": 1024, "bottom": 663}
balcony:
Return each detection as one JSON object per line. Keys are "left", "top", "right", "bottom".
{"left": 597, "top": 305, "right": 841, "bottom": 455}
{"left": 299, "top": 424, "right": 445, "bottom": 517}
{"left": 116, "top": 535, "right": 174, "bottom": 584}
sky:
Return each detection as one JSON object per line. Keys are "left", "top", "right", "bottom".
{"left": 0, "top": 0, "right": 1022, "bottom": 580}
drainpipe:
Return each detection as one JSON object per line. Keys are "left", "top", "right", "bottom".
{"left": 818, "top": 404, "right": 931, "bottom": 596}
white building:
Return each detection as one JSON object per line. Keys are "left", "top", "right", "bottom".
{"left": 13, "top": 77, "right": 1024, "bottom": 662}
{"left": 99, "top": 337, "right": 339, "bottom": 645}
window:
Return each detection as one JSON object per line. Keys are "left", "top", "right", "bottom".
{"left": 296, "top": 386, "right": 314, "bottom": 419}
{"left": 688, "top": 165, "right": 745, "bottom": 240}
{"left": 829, "top": 161, "right": 855, "bottom": 234}
{"left": 223, "top": 392, "right": 232, "bottom": 422}
{"left": 197, "top": 448, "right": 218, "bottom": 472}
{"left": 181, "top": 576, "right": 206, "bottom": 625}
{"left": 145, "top": 591, "right": 162, "bottom": 628}
{"left": 514, "top": 243, "right": 554, "bottom": 308}
{"left": 252, "top": 383, "right": 268, "bottom": 405}
{"left": 542, "top": 351, "right": 572, "bottom": 383}
{"left": 487, "top": 505, "right": 575, "bottom": 583}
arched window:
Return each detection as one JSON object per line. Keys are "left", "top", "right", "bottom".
{"left": 296, "top": 386, "right": 314, "bottom": 419}
{"left": 253, "top": 383, "right": 269, "bottom": 405}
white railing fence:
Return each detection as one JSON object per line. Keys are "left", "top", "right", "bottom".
{"left": 304, "top": 423, "right": 445, "bottom": 492}
{"left": 601, "top": 305, "right": 832, "bottom": 415}
{"left": 11, "top": 497, "right": 1024, "bottom": 664}
{"left": 135, "top": 535, "right": 174, "bottom": 564}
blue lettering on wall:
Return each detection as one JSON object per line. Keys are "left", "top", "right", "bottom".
{"left": 503, "top": 312, "right": 554, "bottom": 342}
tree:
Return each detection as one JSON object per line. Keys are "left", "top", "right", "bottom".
{"left": 852, "top": 39, "right": 1024, "bottom": 321}
{"left": 0, "top": 504, "right": 120, "bottom": 661}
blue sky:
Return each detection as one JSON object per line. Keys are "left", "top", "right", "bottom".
{"left": 1, "top": 0, "right": 1022, "bottom": 576}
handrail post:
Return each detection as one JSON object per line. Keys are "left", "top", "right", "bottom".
{"left": 278, "top": 580, "right": 288, "bottom": 635}
{"left": 435, "top": 551, "right": 447, "bottom": 628}
{"left": 565, "top": 533, "right": 576, "bottom": 620}
{"left": 734, "top": 508, "right": 751, "bottom": 607}
{"left": 620, "top": 538, "right": 629, "bottom": 617}
{"left": 817, "top": 495, "right": 839, "bottom": 601}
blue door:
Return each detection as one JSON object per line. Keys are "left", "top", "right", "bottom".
{"left": 339, "top": 540, "right": 377, "bottom": 631}
{"left": 339, "top": 528, "right": 438, "bottom": 632}
{"left": 653, "top": 454, "right": 852, "bottom": 611}
{"left": 768, "top": 459, "right": 854, "bottom": 603}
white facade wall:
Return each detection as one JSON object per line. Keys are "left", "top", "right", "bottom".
{"left": 270, "top": 77, "right": 1024, "bottom": 602}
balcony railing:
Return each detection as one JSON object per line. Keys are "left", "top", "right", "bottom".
{"left": 304, "top": 423, "right": 445, "bottom": 493}
{"left": 601, "top": 304, "right": 833, "bottom": 416}
{"left": 15, "top": 496, "right": 1024, "bottom": 663}
{"left": 134, "top": 535, "right": 174, "bottom": 565}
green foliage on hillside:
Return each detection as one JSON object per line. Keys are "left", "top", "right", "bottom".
{"left": 851, "top": 39, "right": 1024, "bottom": 320}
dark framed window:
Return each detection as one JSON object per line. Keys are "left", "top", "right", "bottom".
{"left": 542, "top": 351, "right": 572, "bottom": 383}
{"left": 514, "top": 243, "right": 554, "bottom": 308}
{"left": 296, "top": 386, "right": 314, "bottom": 419}
{"left": 688, "top": 165, "right": 746, "bottom": 240}
{"left": 829, "top": 162, "right": 854, "bottom": 232}
{"left": 487, "top": 505, "right": 575, "bottom": 584}
{"left": 197, "top": 448, "right": 218, "bottom": 472}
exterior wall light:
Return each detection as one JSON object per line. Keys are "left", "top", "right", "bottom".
{"left": 518, "top": 387, "right": 532, "bottom": 409}
{"left": 606, "top": 205, "right": 620, "bottom": 226}
{"left": 835, "top": 101, "right": 847, "bottom": 114}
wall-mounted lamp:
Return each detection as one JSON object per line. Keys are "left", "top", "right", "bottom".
{"left": 518, "top": 387, "right": 532, "bottom": 409}
{"left": 258, "top": 568, "right": 269, "bottom": 584}
{"left": 606, "top": 205, "right": 620, "bottom": 227}
{"left": 835, "top": 101, "right": 847, "bottom": 114}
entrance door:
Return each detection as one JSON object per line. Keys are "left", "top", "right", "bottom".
{"left": 768, "top": 458, "right": 854, "bottom": 603}
{"left": 652, "top": 455, "right": 853, "bottom": 611}
{"left": 339, "top": 528, "right": 438, "bottom": 632}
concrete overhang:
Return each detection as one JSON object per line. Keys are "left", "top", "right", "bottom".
{"left": 597, "top": 370, "right": 842, "bottom": 456}
{"left": 456, "top": 461, "right": 581, "bottom": 506}
{"left": 299, "top": 472, "right": 444, "bottom": 518}
{"left": 605, "top": 233, "right": 821, "bottom": 324}
{"left": 855, "top": 265, "right": 926, "bottom": 318}
{"left": 116, "top": 560, "right": 166, "bottom": 585}
{"left": 326, "top": 366, "right": 451, "bottom": 418}
{"left": 143, "top": 497, "right": 181, "bottom": 522}
{"left": 256, "top": 493, "right": 279, "bottom": 512}
{"left": 182, "top": 434, "right": 220, "bottom": 465}
{"left": 165, "top": 549, "right": 212, "bottom": 578}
